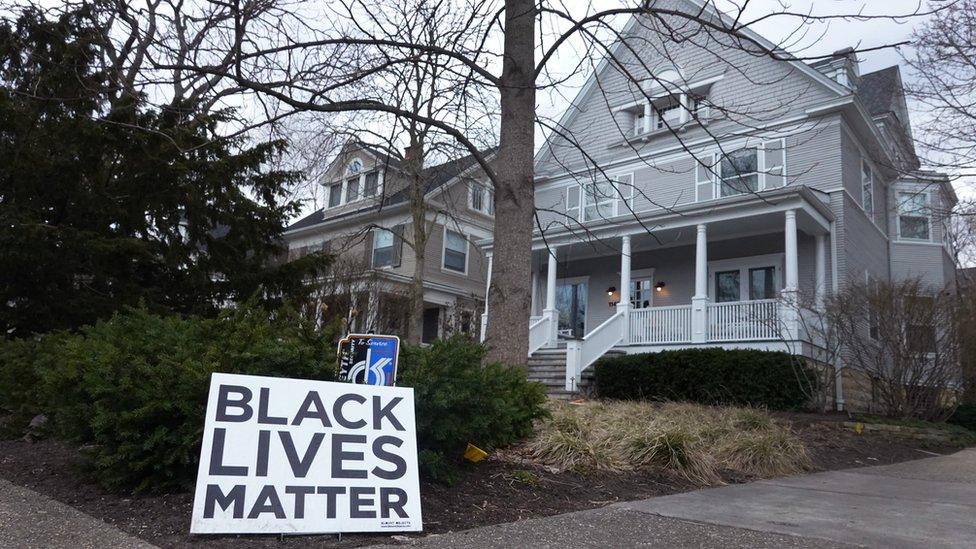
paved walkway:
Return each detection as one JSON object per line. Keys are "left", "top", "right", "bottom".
{"left": 0, "top": 478, "right": 156, "bottom": 549}
{"left": 374, "top": 448, "right": 976, "bottom": 548}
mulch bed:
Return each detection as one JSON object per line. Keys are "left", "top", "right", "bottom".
{"left": 0, "top": 414, "right": 967, "bottom": 548}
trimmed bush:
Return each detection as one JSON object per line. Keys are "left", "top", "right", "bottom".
{"left": 398, "top": 337, "right": 548, "bottom": 481}
{"left": 1, "top": 305, "right": 338, "bottom": 493}
{"left": 594, "top": 348, "right": 814, "bottom": 410}
{"left": 948, "top": 404, "right": 976, "bottom": 432}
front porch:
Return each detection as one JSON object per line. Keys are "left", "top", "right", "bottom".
{"left": 482, "top": 187, "right": 834, "bottom": 392}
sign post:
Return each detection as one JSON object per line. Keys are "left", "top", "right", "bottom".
{"left": 190, "top": 372, "right": 422, "bottom": 534}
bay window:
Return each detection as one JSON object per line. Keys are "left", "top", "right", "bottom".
{"left": 897, "top": 191, "right": 930, "bottom": 240}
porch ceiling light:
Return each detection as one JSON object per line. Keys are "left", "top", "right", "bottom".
{"left": 607, "top": 286, "right": 620, "bottom": 307}
{"left": 655, "top": 281, "right": 666, "bottom": 292}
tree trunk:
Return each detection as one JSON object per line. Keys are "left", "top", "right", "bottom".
{"left": 485, "top": 0, "right": 536, "bottom": 367}
{"left": 405, "top": 144, "right": 427, "bottom": 344}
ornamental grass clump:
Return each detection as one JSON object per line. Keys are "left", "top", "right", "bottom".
{"left": 526, "top": 400, "right": 811, "bottom": 485}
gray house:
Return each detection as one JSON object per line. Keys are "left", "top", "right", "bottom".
{"left": 285, "top": 141, "right": 494, "bottom": 343}
{"left": 480, "top": 1, "right": 957, "bottom": 408}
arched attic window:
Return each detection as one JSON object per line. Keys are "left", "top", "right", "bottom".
{"left": 617, "top": 66, "right": 713, "bottom": 138}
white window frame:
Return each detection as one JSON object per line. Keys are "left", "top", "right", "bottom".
{"left": 327, "top": 182, "right": 343, "bottom": 208}
{"left": 469, "top": 183, "right": 493, "bottom": 216}
{"left": 717, "top": 147, "right": 761, "bottom": 198}
{"left": 861, "top": 158, "right": 874, "bottom": 217}
{"left": 896, "top": 190, "right": 932, "bottom": 242}
{"left": 629, "top": 269, "right": 656, "bottom": 309}
{"left": 371, "top": 229, "right": 395, "bottom": 269}
{"left": 441, "top": 226, "right": 469, "bottom": 275}
{"left": 581, "top": 179, "right": 617, "bottom": 222}
{"left": 612, "top": 173, "right": 635, "bottom": 216}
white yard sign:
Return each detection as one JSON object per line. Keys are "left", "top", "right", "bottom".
{"left": 190, "top": 373, "right": 422, "bottom": 534}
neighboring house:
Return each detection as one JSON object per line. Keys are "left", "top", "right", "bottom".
{"left": 285, "top": 141, "right": 494, "bottom": 343}
{"left": 479, "top": 0, "right": 957, "bottom": 406}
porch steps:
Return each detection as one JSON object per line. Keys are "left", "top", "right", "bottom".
{"left": 526, "top": 347, "right": 624, "bottom": 400}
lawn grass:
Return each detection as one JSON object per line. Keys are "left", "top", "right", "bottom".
{"left": 525, "top": 400, "right": 812, "bottom": 485}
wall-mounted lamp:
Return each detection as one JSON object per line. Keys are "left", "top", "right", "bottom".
{"left": 606, "top": 286, "right": 620, "bottom": 307}
{"left": 655, "top": 281, "right": 666, "bottom": 292}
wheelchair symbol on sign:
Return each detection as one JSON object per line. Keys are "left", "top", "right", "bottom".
{"left": 347, "top": 348, "right": 393, "bottom": 386}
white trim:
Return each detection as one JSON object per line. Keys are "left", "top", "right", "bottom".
{"left": 441, "top": 226, "right": 470, "bottom": 276}
{"left": 895, "top": 189, "right": 933, "bottom": 243}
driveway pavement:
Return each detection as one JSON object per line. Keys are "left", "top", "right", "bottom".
{"left": 374, "top": 447, "right": 976, "bottom": 548}
{"left": 0, "top": 478, "right": 157, "bottom": 549}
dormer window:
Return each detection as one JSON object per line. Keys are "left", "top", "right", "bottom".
{"left": 469, "top": 183, "right": 494, "bottom": 215}
{"left": 325, "top": 158, "right": 382, "bottom": 209}
{"left": 616, "top": 78, "right": 714, "bottom": 139}
{"left": 653, "top": 96, "right": 682, "bottom": 130}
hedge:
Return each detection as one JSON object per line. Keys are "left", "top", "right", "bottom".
{"left": 594, "top": 348, "right": 814, "bottom": 410}
{"left": 948, "top": 404, "right": 976, "bottom": 433}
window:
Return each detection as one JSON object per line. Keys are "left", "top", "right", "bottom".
{"left": 748, "top": 267, "right": 777, "bottom": 300}
{"left": 346, "top": 177, "right": 360, "bottom": 202}
{"left": 363, "top": 172, "right": 379, "bottom": 197}
{"left": 861, "top": 159, "right": 874, "bottom": 216}
{"left": 469, "top": 183, "right": 493, "bottom": 215}
{"left": 689, "top": 93, "right": 710, "bottom": 119}
{"left": 328, "top": 183, "right": 342, "bottom": 208}
{"left": 633, "top": 109, "right": 647, "bottom": 136}
{"left": 566, "top": 186, "right": 580, "bottom": 220}
{"left": 898, "top": 191, "right": 930, "bottom": 240}
{"left": 443, "top": 229, "right": 467, "bottom": 273}
{"left": 654, "top": 97, "right": 682, "bottom": 130}
{"left": 719, "top": 148, "right": 759, "bottom": 197}
{"left": 630, "top": 279, "right": 653, "bottom": 309}
{"left": 715, "top": 270, "right": 741, "bottom": 302}
{"left": 582, "top": 180, "right": 616, "bottom": 221}
{"left": 372, "top": 230, "right": 394, "bottom": 268}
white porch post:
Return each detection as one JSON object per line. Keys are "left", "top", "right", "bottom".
{"left": 480, "top": 253, "right": 492, "bottom": 342}
{"left": 691, "top": 223, "right": 708, "bottom": 343}
{"left": 814, "top": 233, "right": 826, "bottom": 309}
{"left": 781, "top": 210, "right": 800, "bottom": 341}
{"left": 544, "top": 246, "right": 559, "bottom": 347}
{"left": 618, "top": 235, "right": 632, "bottom": 344}
{"left": 530, "top": 269, "right": 539, "bottom": 316}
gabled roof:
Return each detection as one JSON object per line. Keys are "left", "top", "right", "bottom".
{"left": 286, "top": 148, "right": 495, "bottom": 233}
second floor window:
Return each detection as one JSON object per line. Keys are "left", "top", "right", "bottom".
{"left": 328, "top": 183, "right": 342, "bottom": 207}
{"left": 443, "top": 229, "right": 467, "bottom": 273}
{"left": 719, "top": 148, "right": 759, "bottom": 197}
{"left": 861, "top": 159, "right": 874, "bottom": 216}
{"left": 363, "top": 172, "right": 379, "bottom": 198}
{"left": 582, "top": 180, "right": 616, "bottom": 221}
{"left": 372, "top": 230, "right": 395, "bottom": 268}
{"left": 898, "top": 191, "right": 930, "bottom": 240}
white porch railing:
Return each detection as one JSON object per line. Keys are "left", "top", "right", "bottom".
{"left": 565, "top": 311, "right": 625, "bottom": 391}
{"left": 527, "top": 315, "right": 551, "bottom": 357}
{"left": 707, "top": 299, "right": 779, "bottom": 341}
{"left": 629, "top": 305, "right": 692, "bottom": 344}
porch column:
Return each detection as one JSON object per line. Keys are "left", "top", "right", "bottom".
{"left": 691, "top": 223, "right": 708, "bottom": 343}
{"left": 544, "top": 246, "right": 559, "bottom": 347}
{"left": 480, "top": 253, "right": 492, "bottom": 342}
{"left": 815, "top": 233, "right": 826, "bottom": 309}
{"left": 781, "top": 210, "right": 800, "bottom": 341}
{"left": 618, "top": 235, "right": 632, "bottom": 344}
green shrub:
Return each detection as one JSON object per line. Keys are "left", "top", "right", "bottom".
{"left": 593, "top": 348, "right": 814, "bottom": 410}
{"left": 6, "top": 305, "right": 337, "bottom": 493}
{"left": 947, "top": 404, "right": 976, "bottom": 432}
{"left": 398, "top": 337, "right": 548, "bottom": 481}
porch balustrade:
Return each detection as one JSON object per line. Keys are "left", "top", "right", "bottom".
{"left": 706, "top": 299, "right": 780, "bottom": 341}
{"left": 629, "top": 305, "right": 693, "bottom": 344}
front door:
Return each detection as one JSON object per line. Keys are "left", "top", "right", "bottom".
{"left": 422, "top": 307, "right": 440, "bottom": 343}
{"left": 556, "top": 282, "right": 587, "bottom": 338}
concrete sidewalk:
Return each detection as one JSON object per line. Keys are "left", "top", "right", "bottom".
{"left": 375, "top": 448, "right": 976, "bottom": 548}
{"left": 0, "top": 478, "right": 157, "bottom": 549}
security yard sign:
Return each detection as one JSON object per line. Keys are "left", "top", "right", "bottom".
{"left": 337, "top": 334, "right": 400, "bottom": 386}
{"left": 190, "top": 372, "right": 422, "bottom": 534}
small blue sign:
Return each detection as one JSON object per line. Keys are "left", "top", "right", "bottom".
{"left": 337, "top": 334, "right": 400, "bottom": 386}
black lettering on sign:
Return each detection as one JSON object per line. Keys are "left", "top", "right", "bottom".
{"left": 292, "top": 391, "right": 332, "bottom": 427}
{"left": 372, "top": 396, "right": 405, "bottom": 431}
{"left": 208, "top": 428, "right": 248, "bottom": 476}
{"left": 203, "top": 484, "right": 245, "bottom": 518}
{"left": 248, "top": 485, "right": 286, "bottom": 519}
{"left": 255, "top": 430, "right": 270, "bottom": 477}
{"left": 278, "top": 431, "right": 325, "bottom": 478}
{"left": 316, "top": 486, "right": 346, "bottom": 519}
{"left": 258, "top": 387, "right": 287, "bottom": 425}
{"left": 285, "top": 486, "right": 315, "bottom": 519}
{"left": 350, "top": 487, "right": 376, "bottom": 519}
{"left": 371, "top": 436, "right": 406, "bottom": 480}
{"left": 215, "top": 385, "right": 252, "bottom": 422}
{"left": 380, "top": 487, "right": 409, "bottom": 519}
{"left": 332, "top": 434, "right": 368, "bottom": 479}
{"left": 333, "top": 393, "right": 367, "bottom": 429}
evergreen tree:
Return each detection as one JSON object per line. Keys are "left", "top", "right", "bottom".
{"left": 0, "top": 6, "right": 327, "bottom": 336}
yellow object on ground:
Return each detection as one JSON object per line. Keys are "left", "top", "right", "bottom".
{"left": 463, "top": 443, "right": 488, "bottom": 463}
